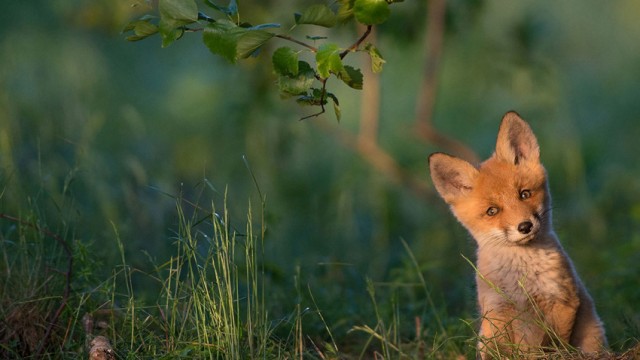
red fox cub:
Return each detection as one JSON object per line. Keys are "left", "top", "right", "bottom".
{"left": 429, "top": 112, "right": 607, "bottom": 357}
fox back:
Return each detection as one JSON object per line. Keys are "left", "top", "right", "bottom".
{"left": 429, "top": 112, "right": 607, "bottom": 357}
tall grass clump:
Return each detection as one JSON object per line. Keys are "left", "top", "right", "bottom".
{"left": 163, "top": 194, "right": 271, "bottom": 358}
{"left": 100, "top": 190, "right": 279, "bottom": 358}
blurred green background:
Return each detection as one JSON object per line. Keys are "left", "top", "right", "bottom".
{"left": 1, "top": 0, "right": 639, "bottom": 351}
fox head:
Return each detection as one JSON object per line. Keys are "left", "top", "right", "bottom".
{"left": 429, "top": 112, "right": 551, "bottom": 247}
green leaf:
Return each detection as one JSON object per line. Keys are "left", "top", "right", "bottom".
{"left": 327, "top": 93, "right": 341, "bottom": 122}
{"left": 316, "top": 43, "right": 343, "bottom": 79}
{"left": 236, "top": 30, "right": 274, "bottom": 59}
{"left": 158, "top": 0, "right": 197, "bottom": 47}
{"left": 203, "top": 21, "right": 274, "bottom": 62}
{"left": 123, "top": 15, "right": 155, "bottom": 32}
{"left": 159, "top": 0, "right": 198, "bottom": 28}
{"left": 159, "top": 23, "right": 183, "bottom": 47}
{"left": 297, "top": 88, "right": 327, "bottom": 106}
{"left": 295, "top": 4, "right": 337, "bottom": 28}
{"left": 202, "top": 20, "right": 239, "bottom": 63}
{"left": 124, "top": 18, "right": 159, "bottom": 41}
{"left": 296, "top": 96, "right": 315, "bottom": 106}
{"left": 364, "top": 43, "right": 385, "bottom": 73}
{"left": 353, "top": 0, "right": 390, "bottom": 25}
{"left": 204, "top": 0, "right": 238, "bottom": 16}
{"left": 277, "top": 62, "right": 315, "bottom": 97}
{"left": 337, "top": 0, "right": 356, "bottom": 22}
{"left": 272, "top": 47, "right": 299, "bottom": 76}
{"left": 338, "top": 65, "right": 363, "bottom": 89}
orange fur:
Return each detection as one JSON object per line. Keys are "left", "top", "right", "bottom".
{"left": 429, "top": 112, "right": 607, "bottom": 358}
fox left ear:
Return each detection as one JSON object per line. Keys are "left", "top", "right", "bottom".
{"left": 429, "top": 152, "right": 478, "bottom": 204}
{"left": 495, "top": 111, "right": 540, "bottom": 165}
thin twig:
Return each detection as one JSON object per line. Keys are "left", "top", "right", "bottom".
{"left": 299, "top": 106, "right": 326, "bottom": 120}
{"left": 300, "top": 79, "right": 328, "bottom": 120}
{"left": 275, "top": 34, "right": 318, "bottom": 52}
{"left": 340, "top": 25, "right": 372, "bottom": 59}
{"left": 0, "top": 213, "right": 73, "bottom": 357}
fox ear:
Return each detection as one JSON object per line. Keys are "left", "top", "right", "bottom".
{"left": 429, "top": 153, "right": 478, "bottom": 203}
{"left": 495, "top": 111, "right": 540, "bottom": 165}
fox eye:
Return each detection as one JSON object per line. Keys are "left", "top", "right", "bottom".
{"left": 520, "top": 189, "right": 532, "bottom": 200}
{"left": 486, "top": 207, "right": 499, "bottom": 216}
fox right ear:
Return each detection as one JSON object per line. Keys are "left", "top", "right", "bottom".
{"left": 495, "top": 111, "right": 540, "bottom": 165}
{"left": 429, "top": 153, "right": 478, "bottom": 203}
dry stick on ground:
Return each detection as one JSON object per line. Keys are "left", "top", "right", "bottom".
{"left": 88, "top": 336, "right": 116, "bottom": 360}
{"left": 414, "top": 0, "right": 479, "bottom": 164}
{"left": 0, "top": 213, "right": 73, "bottom": 357}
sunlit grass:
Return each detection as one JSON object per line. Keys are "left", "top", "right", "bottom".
{"left": 1, "top": 185, "right": 638, "bottom": 359}
{"left": 96, "top": 190, "right": 286, "bottom": 358}
{"left": 1, "top": 187, "right": 473, "bottom": 359}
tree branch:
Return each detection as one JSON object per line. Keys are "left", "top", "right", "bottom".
{"left": 414, "top": 0, "right": 478, "bottom": 163}
{"left": 316, "top": 121, "right": 431, "bottom": 199}
{"left": 315, "top": 25, "right": 430, "bottom": 198}
{"left": 340, "top": 25, "right": 372, "bottom": 59}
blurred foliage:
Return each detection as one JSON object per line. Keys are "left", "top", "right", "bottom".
{"left": 121, "top": 0, "right": 403, "bottom": 120}
{"left": 1, "top": 0, "right": 640, "bottom": 355}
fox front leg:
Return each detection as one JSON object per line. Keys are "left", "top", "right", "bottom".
{"left": 541, "top": 298, "right": 579, "bottom": 347}
{"left": 477, "top": 311, "right": 515, "bottom": 359}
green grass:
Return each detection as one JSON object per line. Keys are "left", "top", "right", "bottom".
{"left": 0, "top": 188, "right": 470, "bottom": 359}
{"left": 99, "top": 192, "right": 284, "bottom": 359}
{"left": 1, "top": 188, "right": 638, "bottom": 359}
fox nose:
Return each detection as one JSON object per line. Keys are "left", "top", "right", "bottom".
{"left": 518, "top": 221, "right": 533, "bottom": 234}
